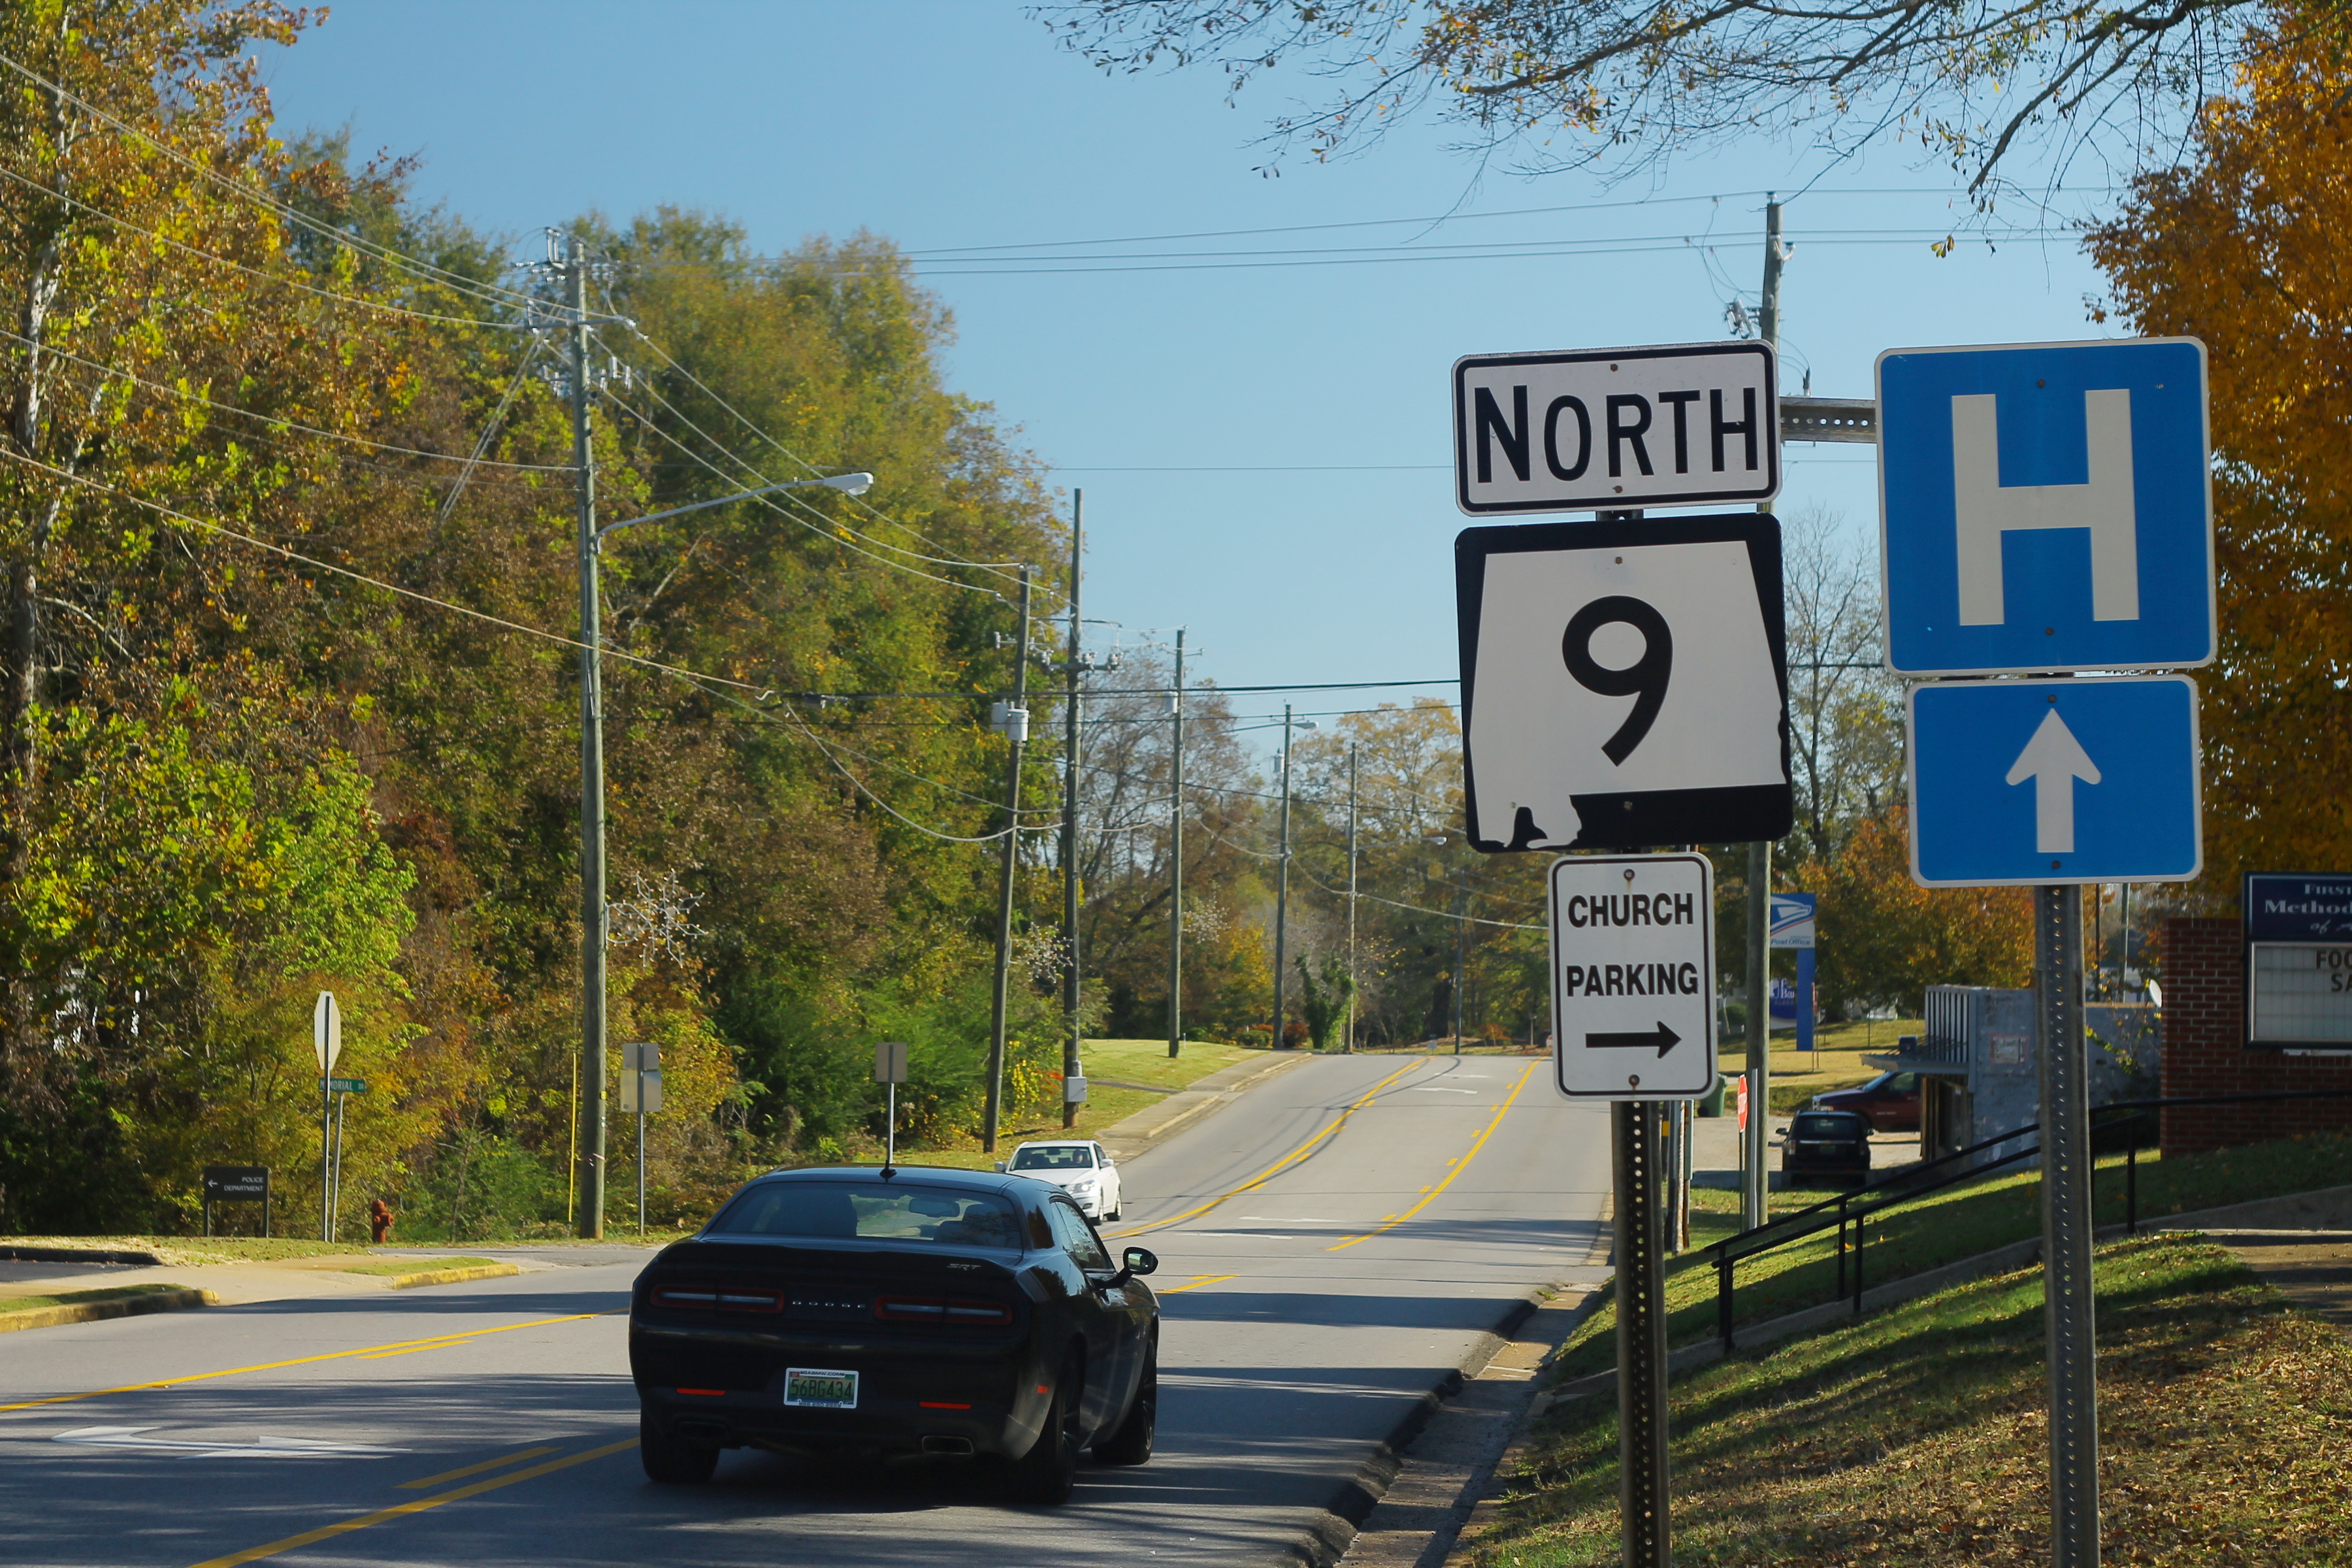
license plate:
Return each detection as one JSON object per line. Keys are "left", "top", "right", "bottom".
{"left": 783, "top": 1367, "right": 858, "bottom": 1409}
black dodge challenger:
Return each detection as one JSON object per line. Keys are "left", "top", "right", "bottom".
{"left": 630, "top": 1164, "right": 1160, "bottom": 1504}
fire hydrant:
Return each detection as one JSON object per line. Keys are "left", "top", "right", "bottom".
{"left": 368, "top": 1198, "right": 394, "bottom": 1245}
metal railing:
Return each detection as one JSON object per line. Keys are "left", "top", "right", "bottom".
{"left": 1706, "top": 1087, "right": 2352, "bottom": 1350}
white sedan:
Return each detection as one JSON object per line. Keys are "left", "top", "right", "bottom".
{"left": 998, "top": 1140, "right": 1122, "bottom": 1221}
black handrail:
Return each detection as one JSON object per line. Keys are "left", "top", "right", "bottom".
{"left": 1705, "top": 1086, "right": 2352, "bottom": 1350}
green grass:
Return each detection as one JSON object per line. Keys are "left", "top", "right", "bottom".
{"left": 0, "top": 1282, "right": 190, "bottom": 1315}
{"left": 1554, "top": 1128, "right": 2352, "bottom": 1382}
{"left": 338, "top": 1256, "right": 500, "bottom": 1277}
{"left": 1471, "top": 1234, "right": 2352, "bottom": 1566}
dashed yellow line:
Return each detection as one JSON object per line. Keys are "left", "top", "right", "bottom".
{"left": 1102, "top": 1058, "right": 1427, "bottom": 1239}
{"left": 1326, "top": 1060, "right": 1538, "bottom": 1251}
{"left": 1159, "top": 1273, "right": 1238, "bottom": 1294}
{"left": 184, "top": 1437, "right": 638, "bottom": 1568}
{"left": 0, "top": 1314, "right": 601, "bottom": 1413}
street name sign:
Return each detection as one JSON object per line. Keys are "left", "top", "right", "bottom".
{"left": 1878, "top": 338, "right": 2213, "bottom": 676}
{"left": 324, "top": 1077, "right": 367, "bottom": 1094}
{"left": 1768, "top": 892, "right": 1816, "bottom": 949}
{"left": 1455, "top": 342, "right": 1779, "bottom": 514}
{"left": 1548, "top": 854, "right": 1717, "bottom": 1100}
{"left": 2244, "top": 873, "right": 2352, "bottom": 1050}
{"left": 1456, "top": 514, "right": 1792, "bottom": 851}
{"left": 1908, "top": 674, "right": 2202, "bottom": 887}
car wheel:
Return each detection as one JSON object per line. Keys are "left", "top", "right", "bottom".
{"left": 1005, "top": 1353, "right": 1082, "bottom": 1505}
{"left": 640, "top": 1409, "right": 719, "bottom": 1484}
{"left": 1094, "top": 1342, "right": 1155, "bottom": 1466}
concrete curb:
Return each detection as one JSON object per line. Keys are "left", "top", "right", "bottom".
{"left": 384, "top": 1262, "right": 522, "bottom": 1290}
{"left": 0, "top": 1244, "right": 166, "bottom": 1266}
{"left": 0, "top": 1286, "right": 217, "bottom": 1333}
{"left": 1289, "top": 1281, "right": 1572, "bottom": 1568}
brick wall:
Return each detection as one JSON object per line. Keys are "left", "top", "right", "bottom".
{"left": 2161, "top": 916, "right": 2352, "bottom": 1154}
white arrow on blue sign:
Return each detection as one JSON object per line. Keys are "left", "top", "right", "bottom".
{"left": 1878, "top": 338, "right": 2214, "bottom": 676}
{"left": 1908, "top": 674, "right": 2202, "bottom": 887}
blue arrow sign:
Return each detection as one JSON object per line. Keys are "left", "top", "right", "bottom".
{"left": 1878, "top": 339, "right": 2213, "bottom": 676}
{"left": 1909, "top": 675, "right": 2201, "bottom": 887}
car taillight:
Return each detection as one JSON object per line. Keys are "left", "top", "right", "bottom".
{"left": 875, "top": 1296, "right": 1012, "bottom": 1326}
{"left": 653, "top": 1286, "right": 781, "bottom": 1313}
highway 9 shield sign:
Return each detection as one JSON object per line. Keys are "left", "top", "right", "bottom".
{"left": 1549, "top": 853, "right": 1718, "bottom": 1100}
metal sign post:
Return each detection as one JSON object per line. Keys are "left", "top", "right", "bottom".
{"left": 2035, "top": 885, "right": 2099, "bottom": 1567}
{"left": 313, "top": 992, "right": 340, "bottom": 1241}
{"left": 621, "top": 1043, "right": 659, "bottom": 1233}
{"left": 874, "top": 1041, "right": 911, "bottom": 1171}
{"left": 1614, "top": 1100, "right": 1671, "bottom": 1567}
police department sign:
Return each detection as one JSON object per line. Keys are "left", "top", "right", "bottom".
{"left": 1548, "top": 853, "right": 1718, "bottom": 1100}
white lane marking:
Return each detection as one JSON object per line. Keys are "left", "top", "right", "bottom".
{"left": 1183, "top": 1232, "right": 1290, "bottom": 1240}
{"left": 52, "top": 1426, "right": 410, "bottom": 1458}
{"left": 1409, "top": 1086, "right": 1481, "bottom": 1094}
{"left": 1238, "top": 1217, "right": 1339, "bottom": 1224}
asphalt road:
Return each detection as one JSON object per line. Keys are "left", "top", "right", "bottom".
{"left": 0, "top": 1052, "right": 1610, "bottom": 1568}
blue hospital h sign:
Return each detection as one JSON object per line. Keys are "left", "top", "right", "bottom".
{"left": 1877, "top": 338, "right": 2214, "bottom": 676}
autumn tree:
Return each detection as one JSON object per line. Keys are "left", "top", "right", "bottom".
{"left": 2085, "top": 8, "right": 2352, "bottom": 907}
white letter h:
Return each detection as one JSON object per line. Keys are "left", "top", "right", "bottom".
{"left": 1951, "top": 389, "right": 2138, "bottom": 625}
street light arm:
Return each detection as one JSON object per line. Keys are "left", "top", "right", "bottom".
{"left": 595, "top": 473, "right": 874, "bottom": 542}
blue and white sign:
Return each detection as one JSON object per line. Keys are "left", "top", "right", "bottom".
{"left": 1909, "top": 675, "right": 2201, "bottom": 887}
{"left": 1878, "top": 339, "right": 2213, "bottom": 676}
{"left": 1768, "top": 892, "right": 1816, "bottom": 949}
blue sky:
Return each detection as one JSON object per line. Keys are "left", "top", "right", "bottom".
{"left": 260, "top": 1, "right": 2126, "bottom": 726}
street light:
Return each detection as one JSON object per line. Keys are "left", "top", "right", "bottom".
{"left": 573, "top": 470, "right": 873, "bottom": 1239}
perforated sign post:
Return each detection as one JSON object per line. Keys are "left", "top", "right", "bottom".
{"left": 1880, "top": 336, "right": 2215, "bottom": 1568}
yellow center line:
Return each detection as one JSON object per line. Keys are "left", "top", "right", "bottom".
{"left": 1326, "top": 1060, "right": 1537, "bottom": 1252}
{"left": 0, "top": 1314, "right": 602, "bottom": 1413}
{"left": 1102, "top": 1058, "right": 1427, "bottom": 1240}
{"left": 395, "top": 1445, "right": 561, "bottom": 1490}
{"left": 1158, "top": 1273, "right": 1238, "bottom": 1295}
{"left": 184, "top": 1437, "right": 639, "bottom": 1568}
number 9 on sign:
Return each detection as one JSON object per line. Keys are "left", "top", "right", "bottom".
{"left": 1562, "top": 595, "right": 1672, "bottom": 765}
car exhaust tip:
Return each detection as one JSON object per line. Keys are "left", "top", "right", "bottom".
{"left": 921, "top": 1435, "right": 975, "bottom": 1456}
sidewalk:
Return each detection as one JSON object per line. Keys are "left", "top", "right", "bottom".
{"left": 0, "top": 1249, "right": 550, "bottom": 1311}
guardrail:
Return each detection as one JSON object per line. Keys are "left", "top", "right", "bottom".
{"left": 1707, "top": 1087, "right": 2352, "bottom": 1351}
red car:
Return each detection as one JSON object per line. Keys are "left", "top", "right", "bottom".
{"left": 1812, "top": 1070, "right": 1921, "bottom": 1132}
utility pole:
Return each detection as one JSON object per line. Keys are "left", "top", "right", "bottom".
{"left": 1345, "top": 741, "right": 1358, "bottom": 1054}
{"left": 1061, "top": 494, "right": 1084, "bottom": 1127}
{"left": 1273, "top": 703, "right": 1294, "bottom": 1049}
{"left": 569, "top": 234, "right": 607, "bottom": 1241}
{"left": 1743, "top": 193, "right": 1787, "bottom": 1232}
{"left": 1167, "top": 629, "right": 1185, "bottom": 1060}
{"left": 982, "top": 568, "right": 1034, "bottom": 1152}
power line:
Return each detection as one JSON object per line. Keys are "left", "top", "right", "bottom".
{"left": 0, "top": 51, "right": 546, "bottom": 318}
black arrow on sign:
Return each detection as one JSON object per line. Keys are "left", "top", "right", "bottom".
{"left": 1584, "top": 1022, "right": 1680, "bottom": 1058}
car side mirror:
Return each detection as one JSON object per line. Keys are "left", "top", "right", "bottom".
{"left": 1121, "top": 1247, "right": 1157, "bottom": 1277}
{"left": 994, "top": 1161, "right": 1008, "bottom": 1173}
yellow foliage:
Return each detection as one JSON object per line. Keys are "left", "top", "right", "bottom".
{"left": 2086, "top": 12, "right": 2352, "bottom": 898}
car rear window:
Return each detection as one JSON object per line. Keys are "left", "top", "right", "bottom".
{"left": 711, "top": 1183, "right": 1024, "bottom": 1248}
{"left": 1009, "top": 1145, "right": 1094, "bottom": 1170}
{"left": 1793, "top": 1113, "right": 1860, "bottom": 1138}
